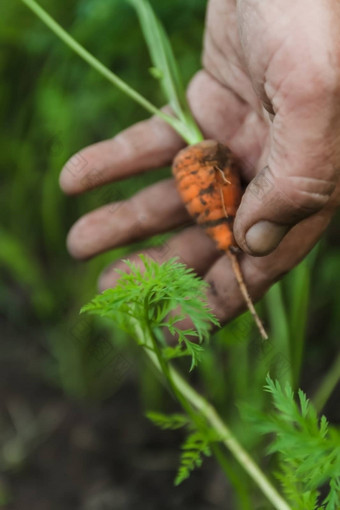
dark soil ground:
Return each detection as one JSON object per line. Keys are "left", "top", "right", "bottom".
{"left": 0, "top": 318, "right": 234, "bottom": 510}
{"left": 1, "top": 270, "right": 339, "bottom": 510}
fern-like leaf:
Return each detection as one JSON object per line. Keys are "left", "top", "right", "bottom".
{"left": 322, "top": 476, "right": 340, "bottom": 510}
{"left": 82, "top": 256, "right": 219, "bottom": 370}
{"left": 245, "top": 375, "right": 340, "bottom": 510}
{"left": 146, "top": 412, "right": 189, "bottom": 430}
{"left": 175, "top": 431, "right": 212, "bottom": 486}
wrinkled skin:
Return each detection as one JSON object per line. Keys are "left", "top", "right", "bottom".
{"left": 60, "top": 0, "right": 340, "bottom": 325}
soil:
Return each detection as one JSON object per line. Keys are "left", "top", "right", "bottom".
{"left": 1, "top": 287, "right": 339, "bottom": 510}
{"left": 0, "top": 318, "right": 234, "bottom": 510}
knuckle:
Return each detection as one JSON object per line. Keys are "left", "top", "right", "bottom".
{"left": 113, "top": 117, "right": 171, "bottom": 162}
{"left": 112, "top": 129, "right": 139, "bottom": 160}
{"left": 282, "top": 175, "right": 336, "bottom": 213}
{"left": 305, "top": 66, "right": 337, "bottom": 98}
{"left": 307, "top": 66, "right": 337, "bottom": 101}
{"left": 113, "top": 119, "right": 156, "bottom": 160}
{"left": 62, "top": 150, "right": 88, "bottom": 177}
{"left": 278, "top": 57, "right": 338, "bottom": 108}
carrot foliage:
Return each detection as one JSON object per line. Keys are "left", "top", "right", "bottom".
{"left": 243, "top": 375, "right": 340, "bottom": 510}
{"left": 82, "top": 256, "right": 222, "bottom": 485}
{"left": 146, "top": 412, "right": 218, "bottom": 486}
{"left": 81, "top": 255, "right": 219, "bottom": 371}
{"left": 81, "top": 256, "right": 339, "bottom": 508}
{"left": 20, "top": 0, "right": 203, "bottom": 144}
{"left": 128, "top": 0, "right": 203, "bottom": 144}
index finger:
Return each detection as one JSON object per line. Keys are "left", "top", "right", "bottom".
{"left": 59, "top": 113, "right": 184, "bottom": 195}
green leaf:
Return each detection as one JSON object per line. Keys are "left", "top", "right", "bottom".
{"left": 149, "top": 66, "right": 163, "bottom": 80}
{"left": 146, "top": 411, "right": 189, "bottom": 430}
{"left": 175, "top": 430, "right": 212, "bottom": 485}
{"left": 322, "top": 477, "right": 340, "bottom": 510}
{"left": 128, "top": 0, "right": 203, "bottom": 144}
{"left": 245, "top": 375, "right": 340, "bottom": 509}
{"left": 82, "top": 256, "right": 218, "bottom": 357}
{"left": 162, "top": 344, "right": 190, "bottom": 361}
{"left": 183, "top": 339, "right": 205, "bottom": 371}
{"left": 20, "top": 0, "right": 201, "bottom": 144}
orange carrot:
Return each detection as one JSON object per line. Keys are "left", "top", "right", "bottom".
{"left": 173, "top": 140, "right": 268, "bottom": 340}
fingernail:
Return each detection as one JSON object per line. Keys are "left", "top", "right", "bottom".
{"left": 245, "top": 221, "right": 289, "bottom": 255}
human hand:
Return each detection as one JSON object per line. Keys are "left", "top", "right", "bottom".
{"left": 59, "top": 0, "right": 340, "bottom": 325}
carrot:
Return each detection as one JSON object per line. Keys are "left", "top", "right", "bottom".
{"left": 173, "top": 140, "right": 268, "bottom": 340}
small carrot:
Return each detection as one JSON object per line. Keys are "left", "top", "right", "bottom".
{"left": 173, "top": 140, "right": 268, "bottom": 340}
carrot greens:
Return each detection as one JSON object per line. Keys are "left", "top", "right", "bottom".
{"left": 20, "top": 0, "right": 203, "bottom": 144}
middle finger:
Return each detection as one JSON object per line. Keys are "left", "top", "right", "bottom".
{"left": 67, "top": 178, "right": 191, "bottom": 259}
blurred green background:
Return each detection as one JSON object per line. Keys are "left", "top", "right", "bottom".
{"left": 0, "top": 1, "right": 339, "bottom": 509}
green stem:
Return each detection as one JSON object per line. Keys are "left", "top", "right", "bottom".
{"left": 147, "top": 326, "right": 241, "bottom": 500}
{"left": 19, "top": 0, "right": 195, "bottom": 144}
{"left": 134, "top": 321, "right": 291, "bottom": 510}
{"left": 146, "top": 322, "right": 213, "bottom": 434}
{"left": 147, "top": 322, "right": 180, "bottom": 401}
{"left": 287, "top": 260, "right": 310, "bottom": 389}
{"left": 171, "top": 369, "right": 291, "bottom": 510}
{"left": 312, "top": 351, "right": 340, "bottom": 414}
{"left": 265, "top": 283, "right": 293, "bottom": 386}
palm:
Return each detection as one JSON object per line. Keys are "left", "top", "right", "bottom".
{"left": 60, "top": 0, "right": 339, "bottom": 325}
{"left": 192, "top": 0, "right": 270, "bottom": 183}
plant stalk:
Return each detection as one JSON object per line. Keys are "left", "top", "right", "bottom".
{"left": 146, "top": 321, "right": 250, "bottom": 500}
{"left": 265, "top": 283, "right": 293, "bottom": 386}
{"left": 286, "top": 260, "right": 310, "bottom": 389}
{"left": 312, "top": 351, "right": 340, "bottom": 414}
{"left": 134, "top": 320, "right": 291, "bottom": 510}
{"left": 19, "top": 0, "right": 196, "bottom": 144}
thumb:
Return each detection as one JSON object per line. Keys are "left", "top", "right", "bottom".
{"left": 233, "top": 110, "right": 339, "bottom": 256}
{"left": 233, "top": 0, "right": 340, "bottom": 255}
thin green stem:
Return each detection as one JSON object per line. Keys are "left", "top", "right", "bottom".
{"left": 146, "top": 322, "right": 213, "bottom": 433}
{"left": 312, "top": 351, "right": 340, "bottom": 414}
{"left": 147, "top": 322, "right": 179, "bottom": 399}
{"left": 134, "top": 320, "right": 291, "bottom": 510}
{"left": 146, "top": 325, "right": 242, "bottom": 498}
{"left": 19, "top": 0, "right": 196, "bottom": 144}
{"left": 171, "top": 369, "right": 291, "bottom": 510}
{"left": 265, "top": 283, "right": 293, "bottom": 386}
{"left": 287, "top": 260, "right": 310, "bottom": 389}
